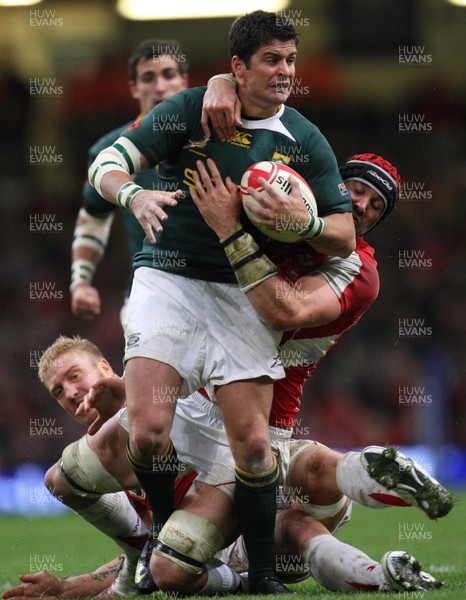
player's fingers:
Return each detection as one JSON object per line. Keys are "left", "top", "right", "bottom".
{"left": 195, "top": 160, "right": 215, "bottom": 191}
{"left": 189, "top": 186, "right": 203, "bottom": 208}
{"left": 206, "top": 158, "right": 225, "bottom": 188}
{"left": 225, "top": 177, "right": 240, "bottom": 199}
{"left": 244, "top": 200, "right": 270, "bottom": 220}
{"left": 288, "top": 174, "right": 299, "bottom": 187}
{"left": 155, "top": 190, "right": 179, "bottom": 207}
{"left": 234, "top": 100, "right": 243, "bottom": 128}
{"left": 142, "top": 221, "right": 157, "bottom": 244}
{"left": 207, "top": 109, "right": 229, "bottom": 142}
{"left": 223, "top": 109, "right": 236, "bottom": 140}
{"left": 203, "top": 111, "right": 223, "bottom": 142}
{"left": 191, "top": 170, "right": 207, "bottom": 199}
{"left": 200, "top": 108, "right": 212, "bottom": 139}
{"left": 247, "top": 187, "right": 270, "bottom": 210}
{"left": 256, "top": 178, "right": 281, "bottom": 203}
{"left": 2, "top": 586, "right": 25, "bottom": 598}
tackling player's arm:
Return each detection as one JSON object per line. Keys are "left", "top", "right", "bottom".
{"left": 300, "top": 212, "right": 355, "bottom": 258}
{"left": 190, "top": 158, "right": 341, "bottom": 330}
{"left": 237, "top": 271, "right": 340, "bottom": 331}
{"left": 1, "top": 556, "right": 123, "bottom": 599}
{"left": 201, "top": 73, "right": 243, "bottom": 142}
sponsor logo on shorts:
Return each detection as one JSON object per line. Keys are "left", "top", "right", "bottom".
{"left": 271, "top": 351, "right": 283, "bottom": 368}
{"left": 126, "top": 333, "right": 140, "bottom": 349}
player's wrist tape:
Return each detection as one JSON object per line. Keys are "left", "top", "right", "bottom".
{"left": 70, "top": 259, "right": 96, "bottom": 293}
{"left": 221, "top": 225, "right": 277, "bottom": 293}
{"left": 297, "top": 214, "right": 325, "bottom": 241}
{"left": 72, "top": 208, "right": 114, "bottom": 257}
{"left": 207, "top": 73, "right": 237, "bottom": 89}
{"left": 116, "top": 182, "right": 144, "bottom": 209}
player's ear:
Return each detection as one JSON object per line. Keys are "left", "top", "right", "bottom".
{"left": 181, "top": 74, "right": 189, "bottom": 89}
{"left": 128, "top": 79, "right": 138, "bottom": 100}
{"left": 99, "top": 358, "right": 114, "bottom": 376}
{"left": 231, "top": 56, "right": 245, "bottom": 83}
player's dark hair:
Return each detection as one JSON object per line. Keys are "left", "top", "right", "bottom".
{"left": 128, "top": 39, "right": 188, "bottom": 81}
{"left": 229, "top": 10, "right": 299, "bottom": 67}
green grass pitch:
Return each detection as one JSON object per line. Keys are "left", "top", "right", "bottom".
{"left": 1, "top": 492, "right": 465, "bottom": 599}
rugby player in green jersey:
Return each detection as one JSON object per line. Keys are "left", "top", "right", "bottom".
{"left": 89, "top": 11, "right": 355, "bottom": 594}
{"left": 70, "top": 39, "right": 188, "bottom": 321}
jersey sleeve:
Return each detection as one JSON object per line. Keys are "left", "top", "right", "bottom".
{"left": 314, "top": 240, "right": 380, "bottom": 321}
{"left": 82, "top": 125, "right": 133, "bottom": 216}
{"left": 121, "top": 88, "right": 204, "bottom": 169}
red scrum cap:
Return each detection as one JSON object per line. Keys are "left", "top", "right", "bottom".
{"left": 340, "top": 153, "right": 401, "bottom": 230}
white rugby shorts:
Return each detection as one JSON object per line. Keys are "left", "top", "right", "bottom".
{"left": 123, "top": 268, "right": 284, "bottom": 393}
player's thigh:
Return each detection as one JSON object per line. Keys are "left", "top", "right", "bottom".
{"left": 125, "top": 357, "right": 181, "bottom": 432}
{"left": 216, "top": 378, "right": 274, "bottom": 468}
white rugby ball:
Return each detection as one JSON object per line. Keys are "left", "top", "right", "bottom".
{"left": 240, "top": 161, "right": 317, "bottom": 243}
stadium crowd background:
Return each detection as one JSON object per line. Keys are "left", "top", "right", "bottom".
{"left": 0, "top": 0, "right": 464, "bottom": 495}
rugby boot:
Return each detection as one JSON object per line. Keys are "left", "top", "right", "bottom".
{"left": 135, "top": 525, "right": 158, "bottom": 594}
{"left": 250, "top": 575, "right": 294, "bottom": 595}
{"left": 379, "top": 550, "right": 443, "bottom": 592}
{"left": 361, "top": 446, "right": 453, "bottom": 519}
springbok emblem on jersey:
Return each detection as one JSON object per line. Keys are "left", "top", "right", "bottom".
{"left": 183, "top": 135, "right": 210, "bottom": 150}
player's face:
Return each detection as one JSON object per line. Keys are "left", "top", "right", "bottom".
{"left": 346, "top": 180, "right": 386, "bottom": 237}
{"left": 45, "top": 351, "right": 112, "bottom": 426}
{"left": 129, "top": 56, "right": 188, "bottom": 116}
{"left": 233, "top": 40, "right": 297, "bottom": 117}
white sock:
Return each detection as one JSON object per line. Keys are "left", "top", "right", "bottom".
{"left": 336, "top": 451, "right": 409, "bottom": 508}
{"left": 198, "top": 561, "right": 242, "bottom": 595}
{"left": 111, "top": 555, "right": 139, "bottom": 595}
{"left": 76, "top": 492, "right": 149, "bottom": 562}
{"left": 303, "top": 534, "right": 383, "bottom": 592}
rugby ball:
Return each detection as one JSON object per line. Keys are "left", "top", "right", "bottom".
{"left": 240, "top": 161, "right": 317, "bottom": 243}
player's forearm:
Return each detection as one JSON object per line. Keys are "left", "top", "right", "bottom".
{"left": 246, "top": 272, "right": 341, "bottom": 331}
{"left": 88, "top": 138, "right": 147, "bottom": 208}
{"left": 70, "top": 210, "right": 115, "bottom": 293}
{"left": 99, "top": 171, "right": 136, "bottom": 206}
{"left": 244, "top": 275, "right": 305, "bottom": 331}
{"left": 59, "top": 556, "right": 123, "bottom": 597}
{"left": 306, "top": 212, "right": 355, "bottom": 258}
{"left": 72, "top": 209, "right": 114, "bottom": 264}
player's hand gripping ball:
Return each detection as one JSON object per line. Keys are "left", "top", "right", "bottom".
{"left": 240, "top": 161, "right": 317, "bottom": 242}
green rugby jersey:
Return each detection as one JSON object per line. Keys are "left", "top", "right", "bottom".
{"left": 121, "top": 87, "right": 352, "bottom": 283}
